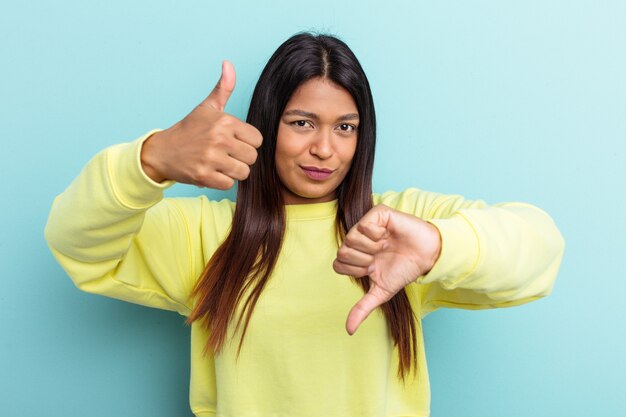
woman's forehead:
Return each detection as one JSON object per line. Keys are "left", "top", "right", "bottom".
{"left": 284, "top": 78, "right": 359, "bottom": 120}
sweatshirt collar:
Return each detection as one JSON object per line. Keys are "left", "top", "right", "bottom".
{"left": 284, "top": 199, "right": 338, "bottom": 220}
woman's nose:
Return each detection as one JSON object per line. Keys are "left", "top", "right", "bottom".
{"left": 310, "top": 129, "right": 333, "bottom": 159}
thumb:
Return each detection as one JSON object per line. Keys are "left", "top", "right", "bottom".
{"left": 203, "top": 60, "right": 236, "bottom": 111}
{"left": 345, "top": 290, "right": 383, "bottom": 336}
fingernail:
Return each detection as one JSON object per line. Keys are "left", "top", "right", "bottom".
{"left": 368, "top": 264, "right": 375, "bottom": 274}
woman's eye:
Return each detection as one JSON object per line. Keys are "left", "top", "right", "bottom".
{"left": 292, "top": 120, "right": 312, "bottom": 128}
{"left": 338, "top": 124, "right": 356, "bottom": 132}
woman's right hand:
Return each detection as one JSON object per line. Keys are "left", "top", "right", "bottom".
{"left": 140, "top": 60, "right": 263, "bottom": 189}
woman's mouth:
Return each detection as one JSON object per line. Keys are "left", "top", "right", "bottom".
{"left": 300, "top": 166, "right": 334, "bottom": 180}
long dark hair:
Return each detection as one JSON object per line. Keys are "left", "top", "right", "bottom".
{"left": 187, "top": 32, "right": 418, "bottom": 382}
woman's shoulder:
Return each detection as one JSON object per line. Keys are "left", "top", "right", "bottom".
{"left": 154, "top": 195, "right": 236, "bottom": 225}
{"left": 372, "top": 187, "right": 463, "bottom": 218}
{"left": 373, "top": 187, "right": 423, "bottom": 203}
{"left": 150, "top": 196, "right": 235, "bottom": 253}
{"left": 373, "top": 187, "right": 444, "bottom": 205}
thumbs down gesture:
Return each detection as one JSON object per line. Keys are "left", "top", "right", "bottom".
{"left": 333, "top": 205, "right": 442, "bottom": 335}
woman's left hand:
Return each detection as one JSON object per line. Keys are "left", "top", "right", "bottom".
{"left": 333, "top": 204, "right": 442, "bottom": 335}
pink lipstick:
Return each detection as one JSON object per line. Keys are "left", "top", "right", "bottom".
{"left": 301, "top": 166, "right": 334, "bottom": 180}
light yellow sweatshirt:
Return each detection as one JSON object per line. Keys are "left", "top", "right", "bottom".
{"left": 44, "top": 129, "right": 565, "bottom": 417}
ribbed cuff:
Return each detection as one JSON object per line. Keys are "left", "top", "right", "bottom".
{"left": 193, "top": 411, "right": 216, "bottom": 417}
{"left": 420, "top": 213, "right": 480, "bottom": 289}
{"left": 107, "top": 128, "right": 176, "bottom": 210}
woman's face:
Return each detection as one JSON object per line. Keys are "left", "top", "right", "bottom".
{"left": 275, "top": 77, "right": 359, "bottom": 205}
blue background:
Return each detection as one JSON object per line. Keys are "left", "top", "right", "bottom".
{"left": 1, "top": 1, "right": 624, "bottom": 415}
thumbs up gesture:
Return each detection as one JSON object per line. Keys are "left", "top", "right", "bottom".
{"left": 333, "top": 205, "right": 443, "bottom": 335}
{"left": 141, "top": 61, "right": 263, "bottom": 189}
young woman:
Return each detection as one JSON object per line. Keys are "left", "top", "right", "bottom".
{"left": 45, "top": 32, "right": 565, "bottom": 417}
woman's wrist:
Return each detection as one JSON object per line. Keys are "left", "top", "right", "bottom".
{"left": 422, "top": 221, "right": 442, "bottom": 275}
{"left": 140, "top": 131, "right": 168, "bottom": 183}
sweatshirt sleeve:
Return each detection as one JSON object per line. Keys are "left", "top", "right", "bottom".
{"left": 373, "top": 188, "right": 565, "bottom": 318}
{"left": 44, "top": 129, "right": 203, "bottom": 316}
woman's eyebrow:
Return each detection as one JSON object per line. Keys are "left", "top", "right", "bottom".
{"left": 283, "top": 109, "right": 359, "bottom": 122}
